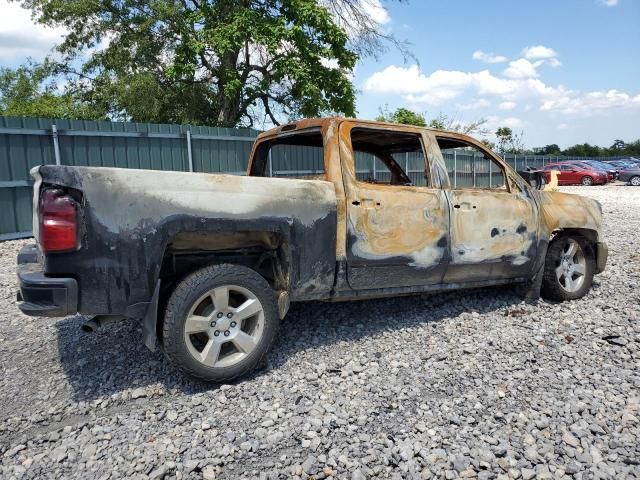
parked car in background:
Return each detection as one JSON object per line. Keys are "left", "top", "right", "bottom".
{"left": 572, "top": 160, "right": 617, "bottom": 181}
{"left": 619, "top": 166, "right": 640, "bottom": 186}
{"left": 619, "top": 157, "right": 640, "bottom": 167}
{"left": 604, "top": 160, "right": 637, "bottom": 170}
{"left": 542, "top": 162, "right": 608, "bottom": 186}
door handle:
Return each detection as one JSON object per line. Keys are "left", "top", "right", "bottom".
{"left": 453, "top": 202, "right": 475, "bottom": 210}
{"left": 352, "top": 199, "right": 381, "bottom": 208}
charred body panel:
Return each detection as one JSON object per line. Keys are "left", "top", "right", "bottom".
{"left": 534, "top": 190, "right": 604, "bottom": 239}
{"left": 36, "top": 165, "right": 338, "bottom": 316}
{"left": 443, "top": 188, "right": 539, "bottom": 282}
{"left": 337, "top": 121, "right": 450, "bottom": 289}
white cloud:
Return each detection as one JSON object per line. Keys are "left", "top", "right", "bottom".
{"left": 522, "top": 45, "right": 559, "bottom": 60}
{"left": 483, "top": 115, "right": 524, "bottom": 133}
{"left": 359, "top": 0, "right": 391, "bottom": 25}
{"left": 540, "top": 89, "right": 640, "bottom": 114}
{"left": 502, "top": 117, "right": 524, "bottom": 128}
{"left": 363, "top": 55, "right": 640, "bottom": 119}
{"left": 456, "top": 98, "right": 490, "bottom": 111}
{"left": 600, "top": 0, "right": 618, "bottom": 6}
{"left": 549, "top": 58, "right": 562, "bottom": 67}
{"left": 472, "top": 50, "right": 508, "bottom": 64}
{"left": 503, "top": 59, "right": 543, "bottom": 79}
{"left": 0, "top": 0, "right": 66, "bottom": 63}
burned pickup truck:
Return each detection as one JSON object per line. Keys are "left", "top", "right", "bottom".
{"left": 17, "top": 118, "right": 608, "bottom": 382}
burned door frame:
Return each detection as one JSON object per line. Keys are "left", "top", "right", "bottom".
{"left": 338, "top": 121, "right": 451, "bottom": 289}
{"left": 432, "top": 134, "right": 540, "bottom": 283}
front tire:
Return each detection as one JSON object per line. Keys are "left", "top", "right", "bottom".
{"left": 581, "top": 176, "right": 593, "bottom": 186}
{"left": 541, "top": 235, "right": 594, "bottom": 301}
{"left": 162, "top": 264, "right": 280, "bottom": 382}
{"left": 630, "top": 175, "right": 640, "bottom": 186}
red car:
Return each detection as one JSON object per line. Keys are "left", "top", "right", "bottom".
{"left": 542, "top": 162, "right": 608, "bottom": 186}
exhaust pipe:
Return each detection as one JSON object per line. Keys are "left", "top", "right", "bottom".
{"left": 81, "top": 315, "right": 126, "bottom": 332}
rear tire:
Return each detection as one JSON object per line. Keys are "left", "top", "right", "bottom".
{"left": 541, "top": 235, "right": 594, "bottom": 301}
{"left": 630, "top": 175, "right": 640, "bottom": 186}
{"left": 162, "top": 264, "right": 280, "bottom": 383}
{"left": 581, "top": 176, "right": 593, "bottom": 186}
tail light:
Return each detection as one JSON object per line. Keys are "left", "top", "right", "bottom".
{"left": 40, "top": 189, "right": 79, "bottom": 253}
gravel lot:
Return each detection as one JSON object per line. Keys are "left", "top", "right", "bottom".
{"left": 1, "top": 184, "right": 639, "bottom": 480}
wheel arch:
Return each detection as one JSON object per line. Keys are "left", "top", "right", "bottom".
{"left": 549, "top": 227, "right": 597, "bottom": 260}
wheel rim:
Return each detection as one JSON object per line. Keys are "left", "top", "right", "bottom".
{"left": 183, "top": 285, "right": 265, "bottom": 368}
{"left": 554, "top": 239, "right": 587, "bottom": 293}
{"left": 582, "top": 176, "right": 592, "bottom": 186}
{"left": 631, "top": 176, "right": 640, "bottom": 186}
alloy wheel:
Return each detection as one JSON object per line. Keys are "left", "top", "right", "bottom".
{"left": 554, "top": 239, "right": 587, "bottom": 293}
{"left": 183, "top": 285, "right": 265, "bottom": 368}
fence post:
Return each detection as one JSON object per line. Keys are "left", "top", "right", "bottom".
{"left": 372, "top": 155, "right": 376, "bottom": 180}
{"left": 454, "top": 150, "right": 457, "bottom": 188}
{"left": 405, "top": 151, "right": 409, "bottom": 177}
{"left": 186, "top": 130, "right": 193, "bottom": 172}
{"left": 514, "top": 153, "right": 517, "bottom": 171}
{"left": 51, "top": 124, "right": 61, "bottom": 165}
{"left": 489, "top": 158, "right": 492, "bottom": 186}
{"left": 472, "top": 152, "right": 476, "bottom": 187}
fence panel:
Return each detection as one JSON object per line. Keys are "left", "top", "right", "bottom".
{"left": 0, "top": 116, "right": 261, "bottom": 240}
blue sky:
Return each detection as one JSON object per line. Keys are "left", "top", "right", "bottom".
{"left": 0, "top": 0, "right": 638, "bottom": 148}
{"left": 354, "top": 0, "right": 640, "bottom": 148}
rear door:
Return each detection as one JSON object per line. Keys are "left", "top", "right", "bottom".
{"left": 339, "top": 122, "right": 450, "bottom": 289}
{"left": 435, "top": 136, "right": 539, "bottom": 283}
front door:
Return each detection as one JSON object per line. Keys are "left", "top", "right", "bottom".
{"left": 435, "top": 136, "right": 539, "bottom": 283}
{"left": 340, "top": 123, "right": 450, "bottom": 289}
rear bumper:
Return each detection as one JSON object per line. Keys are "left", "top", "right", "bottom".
{"left": 17, "top": 244, "right": 78, "bottom": 317}
{"left": 595, "top": 241, "right": 608, "bottom": 274}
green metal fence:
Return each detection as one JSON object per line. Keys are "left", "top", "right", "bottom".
{"left": 0, "top": 115, "right": 628, "bottom": 241}
{"left": 0, "top": 116, "right": 259, "bottom": 240}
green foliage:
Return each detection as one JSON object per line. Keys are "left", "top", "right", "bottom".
{"left": 480, "top": 139, "right": 496, "bottom": 150}
{"left": 532, "top": 144, "right": 561, "bottom": 155}
{"left": 375, "top": 107, "right": 489, "bottom": 137}
{"left": 610, "top": 139, "right": 626, "bottom": 150}
{"left": 20, "top": 0, "right": 360, "bottom": 126}
{"left": 376, "top": 105, "right": 426, "bottom": 126}
{"left": 562, "top": 143, "right": 606, "bottom": 157}
{"left": 0, "top": 61, "right": 104, "bottom": 120}
{"left": 495, "top": 127, "right": 526, "bottom": 155}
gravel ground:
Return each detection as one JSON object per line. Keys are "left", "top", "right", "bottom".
{"left": 0, "top": 184, "right": 639, "bottom": 480}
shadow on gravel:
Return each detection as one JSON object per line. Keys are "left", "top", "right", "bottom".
{"left": 56, "top": 285, "right": 525, "bottom": 401}
{"left": 55, "top": 316, "right": 219, "bottom": 402}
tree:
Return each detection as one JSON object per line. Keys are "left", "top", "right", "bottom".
{"left": 495, "top": 127, "right": 513, "bottom": 155}
{"left": 495, "top": 127, "right": 526, "bottom": 155}
{"left": 610, "top": 139, "right": 626, "bottom": 150}
{"left": 562, "top": 143, "right": 603, "bottom": 157}
{"left": 321, "top": 0, "right": 411, "bottom": 59}
{"left": 18, "top": 0, "right": 404, "bottom": 127}
{"left": 532, "top": 144, "right": 561, "bottom": 155}
{"left": 0, "top": 60, "right": 104, "bottom": 119}
{"left": 376, "top": 105, "right": 426, "bottom": 126}
{"left": 376, "top": 106, "right": 489, "bottom": 136}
